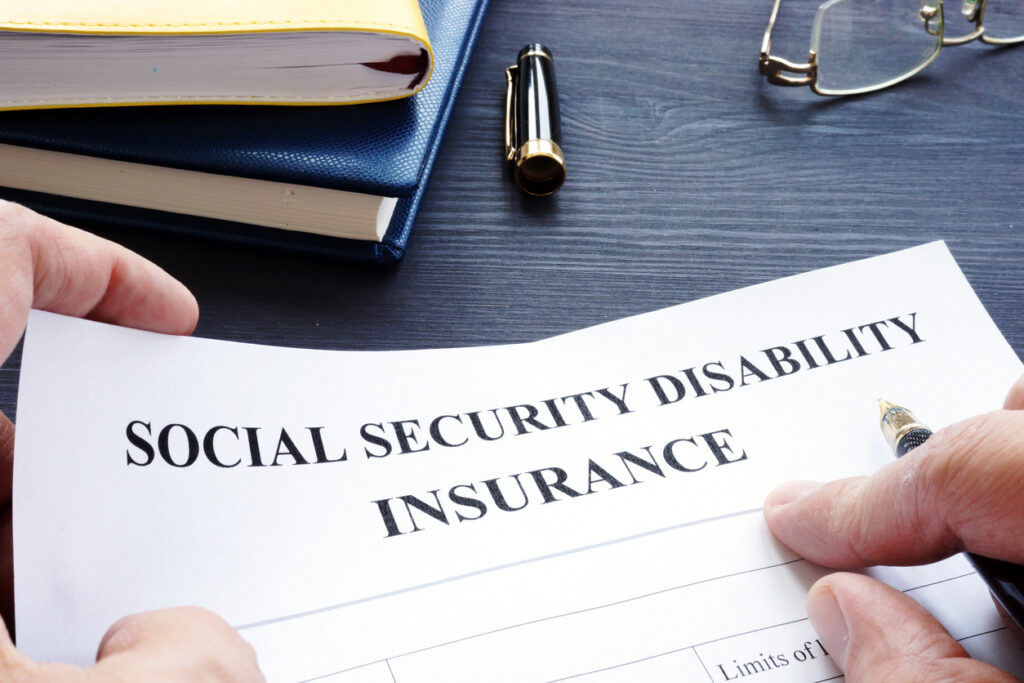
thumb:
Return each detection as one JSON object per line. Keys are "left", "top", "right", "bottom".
{"left": 808, "top": 573, "right": 1017, "bottom": 682}
{"left": 92, "top": 607, "right": 264, "bottom": 682}
{"left": 764, "top": 408, "right": 1024, "bottom": 568}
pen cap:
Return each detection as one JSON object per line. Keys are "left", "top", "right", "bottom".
{"left": 505, "top": 44, "right": 565, "bottom": 196}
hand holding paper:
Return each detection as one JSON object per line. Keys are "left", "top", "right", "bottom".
{"left": 0, "top": 200, "right": 260, "bottom": 680}
{"left": 0, "top": 199, "right": 198, "bottom": 360}
{"left": 0, "top": 606, "right": 263, "bottom": 682}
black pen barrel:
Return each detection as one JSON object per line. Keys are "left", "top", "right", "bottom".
{"left": 967, "top": 553, "right": 1024, "bottom": 634}
{"left": 516, "top": 45, "right": 561, "bottom": 149}
{"left": 510, "top": 44, "right": 565, "bottom": 196}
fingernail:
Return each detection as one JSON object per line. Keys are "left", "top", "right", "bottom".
{"left": 765, "top": 480, "right": 824, "bottom": 508}
{"left": 807, "top": 585, "right": 849, "bottom": 671}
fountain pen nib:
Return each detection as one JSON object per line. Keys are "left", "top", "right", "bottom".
{"left": 877, "top": 398, "right": 928, "bottom": 453}
{"left": 877, "top": 398, "right": 897, "bottom": 419}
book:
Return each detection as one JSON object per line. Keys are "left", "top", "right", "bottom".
{"left": 12, "top": 244, "right": 1024, "bottom": 679}
{"left": 0, "top": 0, "right": 490, "bottom": 264}
{"left": 0, "top": 0, "right": 432, "bottom": 110}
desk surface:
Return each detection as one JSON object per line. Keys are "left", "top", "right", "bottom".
{"left": 2, "top": 0, "right": 1022, "bottom": 419}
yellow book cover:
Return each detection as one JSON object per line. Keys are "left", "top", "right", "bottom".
{"left": 0, "top": 0, "right": 433, "bottom": 110}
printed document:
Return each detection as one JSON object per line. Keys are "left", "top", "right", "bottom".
{"left": 13, "top": 242, "right": 1024, "bottom": 681}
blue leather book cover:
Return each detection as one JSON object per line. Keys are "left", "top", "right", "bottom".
{"left": 0, "top": 0, "right": 489, "bottom": 264}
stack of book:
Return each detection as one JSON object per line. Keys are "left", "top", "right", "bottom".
{"left": 0, "top": 0, "right": 490, "bottom": 264}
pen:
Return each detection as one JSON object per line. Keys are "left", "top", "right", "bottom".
{"left": 878, "top": 399, "right": 1024, "bottom": 634}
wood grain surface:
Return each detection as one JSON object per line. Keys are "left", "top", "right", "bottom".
{"left": 1, "top": 0, "right": 1022, "bottom": 420}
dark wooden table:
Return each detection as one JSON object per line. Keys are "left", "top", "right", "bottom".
{"left": 2, "top": 0, "right": 1022, "bottom": 420}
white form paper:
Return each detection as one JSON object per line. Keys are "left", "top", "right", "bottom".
{"left": 12, "top": 242, "right": 1024, "bottom": 682}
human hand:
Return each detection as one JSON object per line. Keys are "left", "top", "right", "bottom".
{"left": 764, "top": 373, "right": 1024, "bottom": 682}
{"left": 0, "top": 201, "right": 262, "bottom": 680}
{"left": 0, "top": 606, "right": 263, "bottom": 681}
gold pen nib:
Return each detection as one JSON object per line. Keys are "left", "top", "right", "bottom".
{"left": 878, "top": 398, "right": 927, "bottom": 452}
{"left": 877, "top": 398, "right": 897, "bottom": 420}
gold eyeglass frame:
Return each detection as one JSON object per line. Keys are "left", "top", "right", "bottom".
{"left": 760, "top": 0, "right": 1024, "bottom": 95}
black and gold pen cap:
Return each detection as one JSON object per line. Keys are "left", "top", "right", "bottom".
{"left": 505, "top": 44, "right": 565, "bottom": 196}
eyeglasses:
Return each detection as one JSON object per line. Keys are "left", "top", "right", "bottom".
{"left": 760, "top": 0, "right": 1024, "bottom": 96}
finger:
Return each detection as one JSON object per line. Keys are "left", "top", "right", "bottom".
{"left": 765, "top": 409, "right": 1024, "bottom": 568}
{"left": 808, "top": 572, "right": 1017, "bottom": 682}
{"left": 0, "top": 413, "right": 11, "bottom": 628}
{"left": 0, "top": 617, "right": 34, "bottom": 674}
{"left": 0, "top": 411, "right": 11, "bottom": 498}
{"left": 0, "top": 501, "right": 10, "bottom": 634}
{"left": 93, "top": 607, "right": 264, "bottom": 682}
{"left": 0, "top": 200, "right": 198, "bottom": 361}
{"left": 1004, "top": 373, "right": 1024, "bottom": 411}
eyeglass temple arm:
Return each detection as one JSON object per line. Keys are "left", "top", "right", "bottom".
{"left": 760, "top": 0, "right": 817, "bottom": 86}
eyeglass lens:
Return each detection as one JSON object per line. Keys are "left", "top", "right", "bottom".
{"left": 811, "top": 0, "right": 944, "bottom": 95}
{"left": 983, "top": 1, "right": 1024, "bottom": 41}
